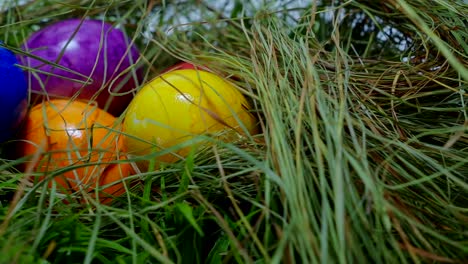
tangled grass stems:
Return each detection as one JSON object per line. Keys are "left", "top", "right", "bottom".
{"left": 155, "top": 0, "right": 468, "bottom": 262}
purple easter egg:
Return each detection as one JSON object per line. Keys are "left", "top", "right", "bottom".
{"left": 19, "top": 19, "right": 143, "bottom": 115}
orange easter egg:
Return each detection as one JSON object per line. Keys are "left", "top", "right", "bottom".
{"left": 19, "top": 99, "right": 133, "bottom": 204}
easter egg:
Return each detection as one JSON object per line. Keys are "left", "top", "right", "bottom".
{"left": 0, "top": 43, "right": 28, "bottom": 143}
{"left": 19, "top": 19, "right": 142, "bottom": 115}
{"left": 19, "top": 99, "right": 133, "bottom": 204}
{"left": 123, "top": 69, "right": 258, "bottom": 168}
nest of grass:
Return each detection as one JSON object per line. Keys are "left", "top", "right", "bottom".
{"left": 1, "top": 0, "right": 467, "bottom": 263}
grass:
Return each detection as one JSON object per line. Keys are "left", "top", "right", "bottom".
{"left": 1, "top": 0, "right": 468, "bottom": 263}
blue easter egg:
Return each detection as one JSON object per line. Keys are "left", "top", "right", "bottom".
{"left": 0, "top": 43, "right": 28, "bottom": 143}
